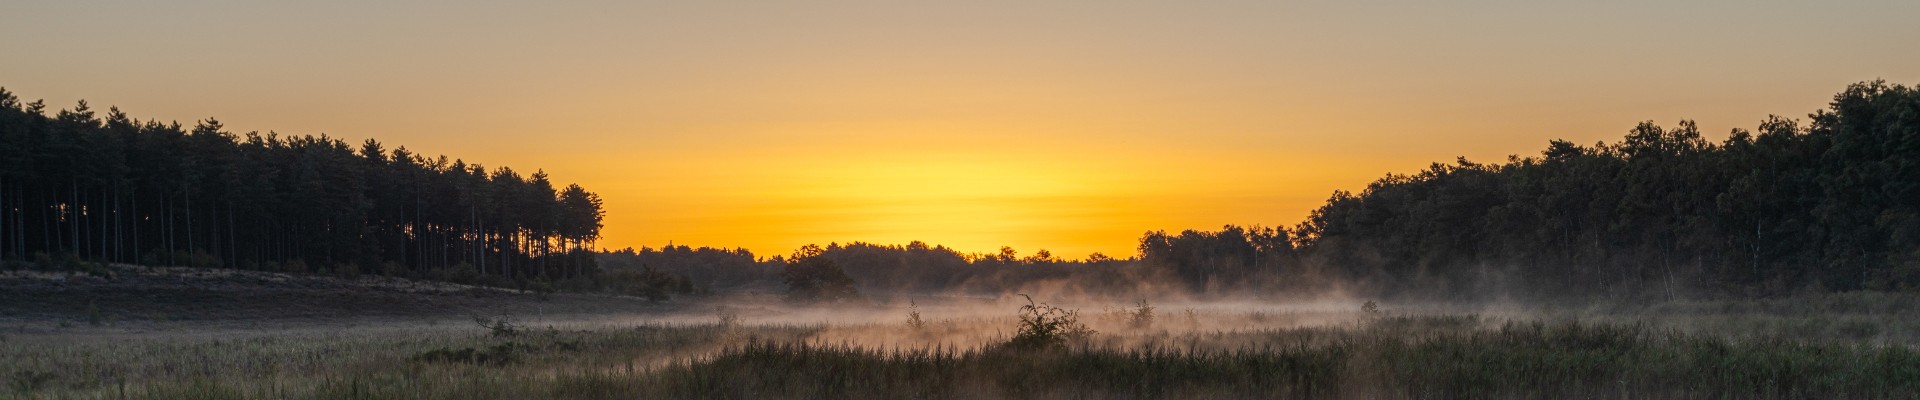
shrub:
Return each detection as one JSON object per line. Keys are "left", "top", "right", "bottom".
{"left": 525, "top": 280, "right": 556, "bottom": 297}
{"left": 30, "top": 252, "right": 51, "bottom": 270}
{"left": 429, "top": 263, "right": 481, "bottom": 285}
{"left": 905, "top": 301, "right": 926, "bottom": 331}
{"left": 715, "top": 306, "right": 740, "bottom": 327}
{"left": 473, "top": 313, "right": 522, "bottom": 337}
{"left": 284, "top": 259, "right": 309, "bottom": 273}
{"left": 600, "top": 267, "right": 690, "bottom": 301}
{"left": 379, "top": 261, "right": 409, "bottom": 277}
{"left": 1128, "top": 299, "right": 1155, "bottom": 329}
{"left": 1008, "top": 294, "right": 1094, "bottom": 349}
{"left": 411, "top": 343, "right": 522, "bottom": 366}
{"left": 188, "top": 250, "right": 221, "bottom": 268}
{"left": 9, "top": 370, "right": 57, "bottom": 393}
{"left": 58, "top": 252, "right": 86, "bottom": 272}
{"left": 331, "top": 263, "right": 361, "bottom": 280}
{"left": 86, "top": 300, "right": 104, "bottom": 326}
{"left": 79, "top": 262, "right": 113, "bottom": 279}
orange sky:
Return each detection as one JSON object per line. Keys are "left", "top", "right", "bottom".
{"left": 4, "top": 1, "right": 1916, "bottom": 258}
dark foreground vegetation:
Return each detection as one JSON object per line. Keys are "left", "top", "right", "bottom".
{"left": 9, "top": 296, "right": 1920, "bottom": 399}
{"left": 676, "top": 322, "right": 1917, "bottom": 399}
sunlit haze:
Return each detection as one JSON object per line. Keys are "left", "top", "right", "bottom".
{"left": 5, "top": 0, "right": 1915, "bottom": 257}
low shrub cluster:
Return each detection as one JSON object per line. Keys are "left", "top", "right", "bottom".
{"left": 1007, "top": 295, "right": 1095, "bottom": 350}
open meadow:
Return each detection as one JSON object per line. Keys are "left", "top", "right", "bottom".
{"left": 7, "top": 267, "right": 1920, "bottom": 399}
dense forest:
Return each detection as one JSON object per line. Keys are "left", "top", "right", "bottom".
{"left": 1137, "top": 80, "right": 1920, "bottom": 300}
{"left": 1288, "top": 80, "right": 1920, "bottom": 299}
{"left": 0, "top": 88, "right": 606, "bottom": 287}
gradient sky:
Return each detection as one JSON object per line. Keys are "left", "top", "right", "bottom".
{"left": 4, "top": 1, "right": 1916, "bottom": 259}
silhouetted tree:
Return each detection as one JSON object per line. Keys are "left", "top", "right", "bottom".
{"left": 1288, "top": 80, "right": 1920, "bottom": 299}
{"left": 0, "top": 87, "right": 604, "bottom": 288}
{"left": 782, "top": 244, "right": 860, "bottom": 303}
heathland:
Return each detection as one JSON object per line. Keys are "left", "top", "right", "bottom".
{"left": 5, "top": 81, "right": 1920, "bottom": 398}
{"left": 5, "top": 266, "right": 1920, "bottom": 399}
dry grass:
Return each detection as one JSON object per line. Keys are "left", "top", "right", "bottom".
{"left": 7, "top": 294, "right": 1920, "bottom": 399}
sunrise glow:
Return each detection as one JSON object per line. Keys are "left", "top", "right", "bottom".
{"left": 5, "top": 0, "right": 1915, "bottom": 257}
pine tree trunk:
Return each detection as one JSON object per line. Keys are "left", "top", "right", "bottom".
{"left": 474, "top": 208, "right": 484, "bottom": 275}
{"left": 101, "top": 185, "right": 110, "bottom": 262}
{"left": 44, "top": 190, "right": 57, "bottom": 255}
{"left": 72, "top": 179, "right": 81, "bottom": 258}
{"left": 227, "top": 203, "right": 235, "bottom": 268}
{"left": 112, "top": 186, "right": 121, "bottom": 262}
{"left": 166, "top": 195, "right": 175, "bottom": 265}
{"left": 0, "top": 176, "right": 6, "bottom": 260}
{"left": 131, "top": 190, "right": 139, "bottom": 264}
{"left": 185, "top": 187, "right": 193, "bottom": 263}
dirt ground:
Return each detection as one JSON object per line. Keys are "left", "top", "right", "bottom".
{"left": 0, "top": 265, "right": 697, "bottom": 335}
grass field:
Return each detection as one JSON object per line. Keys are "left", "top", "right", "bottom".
{"left": 7, "top": 289, "right": 1920, "bottom": 399}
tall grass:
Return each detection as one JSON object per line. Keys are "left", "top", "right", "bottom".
{"left": 6, "top": 308, "right": 1919, "bottom": 399}
{"left": 648, "top": 318, "right": 1920, "bottom": 399}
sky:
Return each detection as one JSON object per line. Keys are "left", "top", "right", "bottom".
{"left": 3, "top": 0, "right": 1916, "bottom": 259}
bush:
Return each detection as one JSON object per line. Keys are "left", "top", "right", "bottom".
{"left": 9, "top": 370, "right": 57, "bottom": 393}
{"left": 475, "top": 274, "right": 513, "bottom": 290}
{"left": 187, "top": 250, "right": 221, "bottom": 268}
{"left": 1128, "top": 299, "right": 1155, "bottom": 329}
{"left": 525, "top": 280, "right": 555, "bottom": 296}
{"left": 30, "top": 252, "right": 51, "bottom": 270}
{"left": 86, "top": 300, "right": 103, "bottom": 326}
{"left": 600, "top": 267, "right": 690, "bottom": 301}
{"left": 429, "top": 263, "right": 481, "bottom": 285}
{"left": 473, "top": 314, "right": 522, "bottom": 337}
{"left": 411, "top": 343, "right": 522, "bottom": 366}
{"left": 331, "top": 263, "right": 361, "bottom": 280}
{"left": 1008, "top": 294, "right": 1094, "bottom": 349}
{"left": 32, "top": 252, "right": 87, "bottom": 272}
{"left": 905, "top": 301, "right": 926, "bottom": 331}
{"left": 715, "top": 306, "right": 740, "bottom": 327}
{"left": 380, "top": 261, "right": 409, "bottom": 277}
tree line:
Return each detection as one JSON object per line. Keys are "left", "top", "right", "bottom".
{"left": 1128, "top": 81, "right": 1920, "bottom": 300}
{"left": 605, "top": 81, "right": 1920, "bottom": 302}
{"left": 598, "top": 241, "right": 1165, "bottom": 301}
{"left": 1283, "top": 80, "right": 1920, "bottom": 299}
{"left": 0, "top": 88, "right": 605, "bottom": 285}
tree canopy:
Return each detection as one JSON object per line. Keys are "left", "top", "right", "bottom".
{"left": 1284, "top": 80, "right": 1920, "bottom": 299}
{"left": 0, "top": 88, "right": 605, "bottom": 286}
